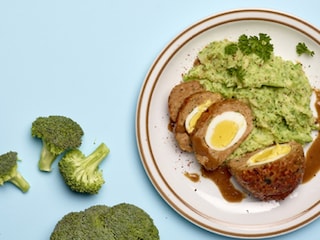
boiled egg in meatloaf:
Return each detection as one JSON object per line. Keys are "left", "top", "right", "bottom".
{"left": 246, "top": 143, "right": 291, "bottom": 167}
{"left": 168, "top": 81, "right": 204, "bottom": 123}
{"left": 174, "top": 91, "right": 223, "bottom": 152}
{"left": 185, "top": 100, "right": 213, "bottom": 133}
{"left": 205, "top": 111, "right": 247, "bottom": 151}
{"left": 190, "top": 99, "right": 253, "bottom": 171}
{"left": 228, "top": 141, "right": 306, "bottom": 201}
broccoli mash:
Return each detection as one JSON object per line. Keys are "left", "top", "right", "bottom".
{"left": 183, "top": 38, "right": 317, "bottom": 157}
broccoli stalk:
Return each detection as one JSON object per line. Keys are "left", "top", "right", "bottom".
{"left": 31, "top": 115, "right": 84, "bottom": 172}
{"left": 9, "top": 168, "right": 30, "bottom": 192}
{"left": 38, "top": 141, "right": 59, "bottom": 171}
{"left": 0, "top": 151, "right": 30, "bottom": 193}
{"left": 58, "top": 143, "right": 110, "bottom": 194}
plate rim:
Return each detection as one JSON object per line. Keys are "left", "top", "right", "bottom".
{"left": 136, "top": 8, "right": 320, "bottom": 239}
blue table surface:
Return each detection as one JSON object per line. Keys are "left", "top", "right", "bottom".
{"left": 0, "top": 1, "right": 319, "bottom": 239}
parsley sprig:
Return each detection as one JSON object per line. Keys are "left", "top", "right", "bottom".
{"left": 227, "top": 66, "right": 245, "bottom": 81}
{"left": 296, "top": 42, "right": 315, "bottom": 56}
{"left": 225, "top": 33, "right": 274, "bottom": 61}
{"left": 224, "top": 43, "right": 238, "bottom": 55}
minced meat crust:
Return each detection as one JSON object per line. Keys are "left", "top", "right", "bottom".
{"left": 168, "top": 81, "right": 204, "bottom": 123}
{"left": 227, "top": 141, "right": 306, "bottom": 201}
{"left": 174, "top": 91, "right": 223, "bottom": 152}
{"left": 191, "top": 99, "right": 253, "bottom": 171}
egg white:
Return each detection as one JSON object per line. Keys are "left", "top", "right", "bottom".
{"left": 247, "top": 143, "right": 291, "bottom": 166}
{"left": 185, "top": 101, "right": 212, "bottom": 133}
{"left": 205, "top": 111, "right": 247, "bottom": 151}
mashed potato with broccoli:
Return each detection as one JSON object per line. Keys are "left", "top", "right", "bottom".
{"left": 183, "top": 38, "right": 317, "bottom": 157}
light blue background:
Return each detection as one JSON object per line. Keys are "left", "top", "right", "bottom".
{"left": 0, "top": 1, "right": 319, "bottom": 239}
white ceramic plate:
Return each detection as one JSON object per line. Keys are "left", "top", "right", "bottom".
{"left": 136, "top": 9, "right": 320, "bottom": 239}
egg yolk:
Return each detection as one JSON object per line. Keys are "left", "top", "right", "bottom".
{"left": 205, "top": 111, "right": 247, "bottom": 151}
{"left": 247, "top": 144, "right": 291, "bottom": 166}
{"left": 185, "top": 100, "right": 212, "bottom": 133}
{"left": 210, "top": 120, "right": 239, "bottom": 148}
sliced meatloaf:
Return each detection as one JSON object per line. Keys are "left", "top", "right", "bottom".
{"left": 174, "top": 91, "right": 223, "bottom": 152}
{"left": 190, "top": 99, "right": 253, "bottom": 171}
{"left": 228, "top": 141, "right": 306, "bottom": 201}
{"left": 168, "top": 81, "right": 204, "bottom": 124}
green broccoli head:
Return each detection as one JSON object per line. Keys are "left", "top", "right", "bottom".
{"left": 58, "top": 143, "right": 110, "bottom": 194}
{"left": 83, "top": 205, "right": 111, "bottom": 223}
{"left": 50, "top": 206, "right": 115, "bottom": 240}
{"left": 104, "top": 203, "right": 159, "bottom": 240}
{"left": 82, "top": 205, "right": 115, "bottom": 239}
{"left": 50, "top": 204, "right": 159, "bottom": 240}
{"left": 50, "top": 211, "right": 86, "bottom": 239}
{"left": 31, "top": 115, "right": 84, "bottom": 172}
{"left": 0, "top": 151, "right": 30, "bottom": 193}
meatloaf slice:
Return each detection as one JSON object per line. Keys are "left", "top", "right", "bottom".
{"left": 190, "top": 99, "right": 253, "bottom": 171}
{"left": 168, "top": 81, "right": 204, "bottom": 123}
{"left": 228, "top": 141, "right": 306, "bottom": 201}
{"left": 174, "top": 91, "right": 223, "bottom": 152}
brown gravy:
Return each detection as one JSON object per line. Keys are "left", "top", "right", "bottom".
{"left": 184, "top": 172, "right": 200, "bottom": 182}
{"left": 181, "top": 90, "right": 320, "bottom": 200}
{"left": 201, "top": 166, "right": 245, "bottom": 202}
{"left": 303, "top": 90, "right": 320, "bottom": 183}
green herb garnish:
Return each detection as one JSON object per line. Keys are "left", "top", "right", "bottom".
{"left": 225, "top": 43, "right": 238, "bottom": 55}
{"left": 227, "top": 66, "right": 246, "bottom": 81}
{"left": 296, "top": 42, "right": 315, "bottom": 56}
{"left": 238, "top": 33, "right": 274, "bottom": 61}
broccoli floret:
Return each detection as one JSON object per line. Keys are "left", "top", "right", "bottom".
{"left": 105, "top": 203, "right": 159, "bottom": 240}
{"left": 0, "top": 151, "right": 30, "bottom": 193}
{"left": 31, "top": 115, "right": 84, "bottom": 172}
{"left": 50, "top": 205, "right": 115, "bottom": 240}
{"left": 50, "top": 204, "right": 159, "bottom": 240}
{"left": 58, "top": 143, "right": 110, "bottom": 194}
{"left": 50, "top": 211, "right": 87, "bottom": 239}
{"left": 82, "top": 205, "right": 115, "bottom": 239}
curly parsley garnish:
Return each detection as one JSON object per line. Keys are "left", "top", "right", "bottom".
{"left": 224, "top": 43, "right": 238, "bottom": 55}
{"left": 225, "top": 33, "right": 274, "bottom": 61}
{"left": 227, "top": 66, "right": 245, "bottom": 81}
{"left": 296, "top": 42, "right": 315, "bottom": 56}
{"left": 238, "top": 33, "right": 273, "bottom": 61}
